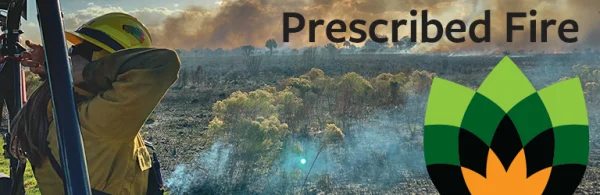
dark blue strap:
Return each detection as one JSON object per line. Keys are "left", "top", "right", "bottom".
{"left": 46, "top": 150, "right": 111, "bottom": 195}
{"left": 75, "top": 28, "right": 125, "bottom": 52}
{"left": 45, "top": 148, "right": 64, "bottom": 180}
{"left": 44, "top": 148, "right": 67, "bottom": 193}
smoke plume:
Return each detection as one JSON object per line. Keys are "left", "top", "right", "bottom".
{"left": 147, "top": 0, "right": 600, "bottom": 53}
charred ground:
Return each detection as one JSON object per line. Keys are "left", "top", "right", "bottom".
{"left": 141, "top": 52, "right": 600, "bottom": 194}
{"left": 4, "top": 52, "right": 600, "bottom": 194}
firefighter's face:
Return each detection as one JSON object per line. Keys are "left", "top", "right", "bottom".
{"left": 70, "top": 55, "right": 89, "bottom": 65}
{"left": 70, "top": 54, "right": 89, "bottom": 86}
{"left": 68, "top": 43, "right": 92, "bottom": 76}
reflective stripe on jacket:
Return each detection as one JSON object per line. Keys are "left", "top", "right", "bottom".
{"left": 33, "top": 48, "right": 180, "bottom": 195}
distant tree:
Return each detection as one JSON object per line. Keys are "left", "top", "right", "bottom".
{"left": 274, "top": 90, "right": 303, "bottom": 130}
{"left": 343, "top": 41, "right": 351, "bottom": 48}
{"left": 408, "top": 70, "right": 436, "bottom": 96}
{"left": 372, "top": 73, "right": 409, "bottom": 108}
{"left": 300, "top": 68, "right": 325, "bottom": 81}
{"left": 394, "top": 36, "right": 417, "bottom": 51}
{"left": 302, "top": 46, "right": 318, "bottom": 68}
{"left": 281, "top": 77, "right": 312, "bottom": 96}
{"left": 209, "top": 90, "right": 291, "bottom": 191}
{"left": 324, "top": 43, "right": 339, "bottom": 56}
{"left": 265, "top": 39, "right": 278, "bottom": 55}
{"left": 363, "top": 35, "right": 389, "bottom": 50}
{"left": 336, "top": 72, "right": 373, "bottom": 127}
{"left": 241, "top": 45, "right": 255, "bottom": 57}
{"left": 205, "top": 48, "right": 214, "bottom": 56}
{"left": 290, "top": 48, "right": 299, "bottom": 55}
{"left": 241, "top": 45, "right": 261, "bottom": 75}
{"left": 375, "top": 34, "right": 390, "bottom": 48}
{"left": 363, "top": 39, "right": 378, "bottom": 50}
{"left": 215, "top": 48, "right": 224, "bottom": 56}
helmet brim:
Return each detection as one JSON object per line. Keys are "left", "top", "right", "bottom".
{"left": 65, "top": 31, "right": 117, "bottom": 53}
{"left": 65, "top": 31, "right": 83, "bottom": 45}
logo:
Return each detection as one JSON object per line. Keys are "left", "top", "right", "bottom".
{"left": 122, "top": 24, "right": 146, "bottom": 44}
{"left": 424, "top": 57, "right": 589, "bottom": 195}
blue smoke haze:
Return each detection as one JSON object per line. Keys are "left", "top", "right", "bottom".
{"left": 165, "top": 107, "right": 426, "bottom": 194}
{"left": 164, "top": 55, "right": 600, "bottom": 194}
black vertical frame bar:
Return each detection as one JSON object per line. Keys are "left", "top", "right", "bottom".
{"left": 35, "top": 0, "right": 91, "bottom": 194}
{"left": 4, "top": 1, "right": 25, "bottom": 194}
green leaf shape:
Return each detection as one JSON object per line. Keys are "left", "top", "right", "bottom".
{"left": 424, "top": 125, "right": 460, "bottom": 166}
{"left": 425, "top": 78, "right": 475, "bottom": 127}
{"left": 477, "top": 56, "right": 536, "bottom": 112}
{"left": 507, "top": 92, "right": 553, "bottom": 146}
{"left": 538, "top": 77, "right": 588, "bottom": 127}
{"left": 553, "top": 125, "right": 589, "bottom": 166}
{"left": 460, "top": 92, "right": 505, "bottom": 146}
{"left": 423, "top": 57, "right": 590, "bottom": 169}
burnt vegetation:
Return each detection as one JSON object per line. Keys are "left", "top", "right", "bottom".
{"left": 139, "top": 44, "right": 600, "bottom": 194}
{"left": 18, "top": 40, "right": 600, "bottom": 194}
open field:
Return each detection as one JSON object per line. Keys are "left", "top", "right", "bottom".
{"left": 145, "top": 53, "right": 600, "bottom": 194}
{"left": 4, "top": 52, "right": 600, "bottom": 194}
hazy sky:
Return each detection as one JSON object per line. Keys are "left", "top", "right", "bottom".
{"left": 27, "top": 0, "right": 219, "bottom": 19}
{"left": 21, "top": 0, "right": 221, "bottom": 43}
{"left": 14, "top": 0, "right": 600, "bottom": 52}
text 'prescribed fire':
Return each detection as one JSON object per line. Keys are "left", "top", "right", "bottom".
{"left": 283, "top": 10, "right": 580, "bottom": 44}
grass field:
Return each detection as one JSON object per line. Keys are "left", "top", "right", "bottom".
{"left": 0, "top": 138, "right": 40, "bottom": 195}
{"left": 0, "top": 137, "right": 173, "bottom": 195}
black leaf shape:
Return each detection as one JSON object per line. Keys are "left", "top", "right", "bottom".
{"left": 523, "top": 128, "right": 555, "bottom": 177}
{"left": 542, "top": 164, "right": 587, "bottom": 195}
{"left": 459, "top": 128, "right": 489, "bottom": 177}
{"left": 490, "top": 115, "right": 523, "bottom": 171}
{"left": 427, "top": 164, "right": 472, "bottom": 195}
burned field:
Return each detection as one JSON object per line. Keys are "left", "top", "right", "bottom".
{"left": 137, "top": 52, "right": 600, "bottom": 194}
{"left": 5, "top": 52, "right": 600, "bottom": 194}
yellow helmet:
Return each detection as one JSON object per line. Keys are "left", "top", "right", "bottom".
{"left": 65, "top": 12, "right": 152, "bottom": 53}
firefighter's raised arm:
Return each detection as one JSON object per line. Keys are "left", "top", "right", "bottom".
{"left": 77, "top": 48, "right": 180, "bottom": 140}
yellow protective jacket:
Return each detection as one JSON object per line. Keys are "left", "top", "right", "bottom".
{"left": 33, "top": 48, "right": 180, "bottom": 195}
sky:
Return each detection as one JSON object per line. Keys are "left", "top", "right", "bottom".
{"left": 13, "top": 0, "right": 600, "bottom": 53}
{"left": 20, "top": 0, "right": 221, "bottom": 44}
{"left": 26, "top": 0, "right": 220, "bottom": 20}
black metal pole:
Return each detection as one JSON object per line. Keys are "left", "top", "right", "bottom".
{"left": 5, "top": 1, "right": 22, "bottom": 112}
{"left": 4, "top": 1, "right": 25, "bottom": 194}
{"left": 35, "top": 0, "right": 91, "bottom": 194}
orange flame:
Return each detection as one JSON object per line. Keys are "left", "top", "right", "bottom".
{"left": 461, "top": 149, "right": 552, "bottom": 195}
{"left": 554, "top": 50, "right": 559, "bottom": 54}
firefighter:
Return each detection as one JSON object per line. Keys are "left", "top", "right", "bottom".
{"left": 9, "top": 12, "right": 180, "bottom": 195}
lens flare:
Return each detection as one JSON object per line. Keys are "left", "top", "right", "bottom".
{"left": 301, "top": 158, "right": 306, "bottom": 164}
